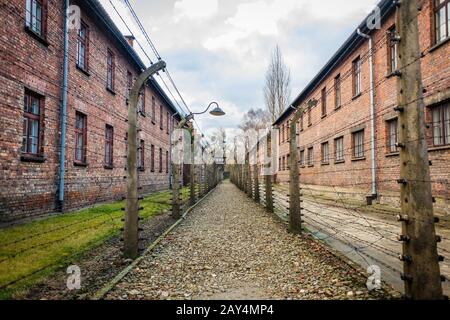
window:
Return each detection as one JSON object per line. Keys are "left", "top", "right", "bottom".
{"left": 138, "top": 140, "right": 145, "bottom": 171}
{"left": 321, "top": 87, "right": 327, "bottom": 117}
{"left": 150, "top": 144, "right": 155, "bottom": 172}
{"left": 166, "top": 150, "right": 169, "bottom": 173}
{"left": 75, "top": 112, "right": 87, "bottom": 163}
{"left": 105, "top": 125, "right": 114, "bottom": 168}
{"left": 321, "top": 142, "right": 330, "bottom": 164}
{"left": 126, "top": 71, "right": 133, "bottom": 100}
{"left": 22, "top": 90, "right": 43, "bottom": 155}
{"left": 152, "top": 96, "right": 156, "bottom": 121}
{"left": 106, "top": 49, "right": 115, "bottom": 91}
{"left": 166, "top": 112, "right": 170, "bottom": 134}
{"left": 335, "top": 137, "right": 344, "bottom": 162}
{"left": 431, "top": 103, "right": 450, "bottom": 146}
{"left": 435, "top": 0, "right": 450, "bottom": 43}
{"left": 26, "top": 0, "right": 46, "bottom": 37}
{"left": 159, "top": 148, "right": 163, "bottom": 173}
{"left": 160, "top": 105, "right": 164, "bottom": 130}
{"left": 353, "top": 56, "right": 362, "bottom": 96}
{"left": 300, "top": 113, "right": 304, "bottom": 131}
{"left": 307, "top": 105, "right": 312, "bottom": 126}
{"left": 76, "top": 22, "right": 89, "bottom": 71}
{"left": 387, "top": 26, "right": 398, "bottom": 74}
{"left": 299, "top": 149, "right": 305, "bottom": 166}
{"left": 286, "top": 154, "right": 290, "bottom": 170}
{"left": 307, "top": 147, "right": 314, "bottom": 166}
{"left": 287, "top": 121, "right": 291, "bottom": 142}
{"left": 335, "top": 74, "right": 341, "bottom": 109}
{"left": 278, "top": 157, "right": 282, "bottom": 171}
{"left": 387, "top": 119, "right": 398, "bottom": 153}
{"left": 352, "top": 130, "right": 365, "bottom": 158}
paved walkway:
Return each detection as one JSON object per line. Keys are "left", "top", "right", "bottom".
{"left": 106, "top": 181, "right": 394, "bottom": 300}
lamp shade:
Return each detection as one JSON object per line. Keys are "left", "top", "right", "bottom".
{"left": 210, "top": 106, "right": 226, "bottom": 116}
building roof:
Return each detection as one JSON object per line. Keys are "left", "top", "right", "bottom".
{"left": 273, "top": 0, "right": 396, "bottom": 126}
{"left": 81, "top": 0, "right": 184, "bottom": 119}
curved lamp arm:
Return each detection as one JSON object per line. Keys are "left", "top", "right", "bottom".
{"left": 192, "top": 102, "right": 219, "bottom": 115}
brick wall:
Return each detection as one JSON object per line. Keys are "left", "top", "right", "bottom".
{"left": 0, "top": 0, "right": 179, "bottom": 223}
{"left": 273, "top": 1, "right": 450, "bottom": 207}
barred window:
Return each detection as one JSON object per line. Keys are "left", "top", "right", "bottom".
{"left": 431, "top": 103, "right": 450, "bottom": 146}
{"left": 138, "top": 140, "right": 145, "bottom": 171}
{"left": 387, "top": 26, "right": 398, "bottom": 73}
{"left": 353, "top": 56, "right": 362, "bottom": 96}
{"left": 299, "top": 149, "right": 305, "bottom": 166}
{"left": 321, "top": 142, "right": 330, "bottom": 164}
{"left": 335, "top": 74, "right": 341, "bottom": 109}
{"left": 307, "top": 147, "right": 314, "bottom": 166}
{"left": 105, "top": 125, "right": 114, "bottom": 167}
{"left": 352, "top": 130, "right": 365, "bottom": 158}
{"left": 335, "top": 137, "right": 344, "bottom": 162}
{"left": 387, "top": 119, "right": 398, "bottom": 153}
{"left": 106, "top": 49, "right": 115, "bottom": 91}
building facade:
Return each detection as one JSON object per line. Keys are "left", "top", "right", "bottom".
{"left": 0, "top": 0, "right": 183, "bottom": 223}
{"left": 273, "top": 0, "right": 450, "bottom": 208}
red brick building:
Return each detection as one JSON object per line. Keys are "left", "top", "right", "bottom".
{"left": 273, "top": 0, "right": 449, "bottom": 208}
{"left": 0, "top": 0, "right": 183, "bottom": 223}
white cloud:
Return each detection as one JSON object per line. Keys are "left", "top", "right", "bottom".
{"left": 174, "top": 0, "right": 219, "bottom": 21}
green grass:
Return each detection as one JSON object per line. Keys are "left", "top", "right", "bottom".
{"left": 0, "top": 187, "right": 190, "bottom": 300}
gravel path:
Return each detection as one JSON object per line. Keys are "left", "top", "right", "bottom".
{"left": 106, "top": 181, "right": 395, "bottom": 300}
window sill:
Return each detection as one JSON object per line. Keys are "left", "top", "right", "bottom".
{"left": 429, "top": 37, "right": 450, "bottom": 53}
{"left": 386, "top": 152, "right": 400, "bottom": 158}
{"left": 21, "top": 154, "right": 46, "bottom": 163}
{"left": 321, "top": 114, "right": 327, "bottom": 119}
{"left": 152, "top": 121, "right": 156, "bottom": 125}
{"left": 386, "top": 71, "right": 399, "bottom": 79}
{"left": 307, "top": 164, "right": 314, "bottom": 168}
{"left": 351, "top": 157, "right": 366, "bottom": 162}
{"left": 25, "top": 26, "right": 49, "bottom": 46}
{"left": 429, "top": 145, "right": 450, "bottom": 152}
{"left": 321, "top": 162, "right": 330, "bottom": 166}
{"left": 106, "top": 87, "right": 116, "bottom": 95}
{"left": 139, "top": 168, "right": 146, "bottom": 172}
{"left": 104, "top": 165, "right": 114, "bottom": 170}
{"left": 76, "top": 65, "right": 90, "bottom": 77}
{"left": 334, "top": 160, "right": 345, "bottom": 164}
{"left": 352, "top": 93, "right": 362, "bottom": 101}
{"left": 335, "top": 105, "right": 342, "bottom": 110}
{"left": 74, "top": 161, "right": 88, "bottom": 167}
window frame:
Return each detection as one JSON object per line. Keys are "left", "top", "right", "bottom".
{"left": 104, "top": 125, "right": 114, "bottom": 168}
{"left": 22, "top": 90, "right": 44, "bottom": 157}
{"left": 151, "top": 96, "right": 156, "bottom": 123}
{"left": 106, "top": 49, "right": 115, "bottom": 92}
{"left": 166, "top": 150, "right": 169, "bottom": 173}
{"left": 387, "top": 25, "right": 399, "bottom": 74}
{"left": 321, "top": 87, "right": 327, "bottom": 117}
{"left": 25, "top": 0, "right": 47, "bottom": 39}
{"left": 160, "top": 105, "right": 164, "bottom": 130}
{"left": 434, "top": 0, "right": 450, "bottom": 44}
{"left": 138, "top": 140, "right": 145, "bottom": 171}
{"left": 334, "top": 74, "right": 341, "bottom": 109}
{"left": 159, "top": 147, "right": 163, "bottom": 173}
{"left": 74, "top": 111, "right": 87, "bottom": 165}
{"left": 334, "top": 136, "right": 345, "bottom": 163}
{"left": 299, "top": 149, "right": 305, "bottom": 167}
{"left": 387, "top": 118, "right": 399, "bottom": 154}
{"left": 307, "top": 147, "right": 314, "bottom": 167}
{"left": 76, "top": 21, "right": 89, "bottom": 72}
{"left": 431, "top": 103, "right": 450, "bottom": 146}
{"left": 352, "top": 56, "right": 362, "bottom": 97}
{"left": 352, "top": 129, "right": 365, "bottom": 159}
{"left": 321, "top": 141, "right": 330, "bottom": 164}
{"left": 150, "top": 144, "right": 155, "bottom": 172}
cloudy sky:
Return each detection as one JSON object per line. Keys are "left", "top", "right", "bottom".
{"left": 100, "top": 0, "right": 379, "bottom": 138}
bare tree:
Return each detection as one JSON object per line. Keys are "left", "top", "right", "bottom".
{"left": 238, "top": 108, "right": 271, "bottom": 133}
{"left": 264, "top": 45, "right": 292, "bottom": 122}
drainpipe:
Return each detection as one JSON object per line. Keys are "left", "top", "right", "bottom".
{"left": 357, "top": 28, "right": 377, "bottom": 198}
{"left": 169, "top": 112, "right": 179, "bottom": 189}
{"left": 58, "top": 0, "right": 70, "bottom": 207}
